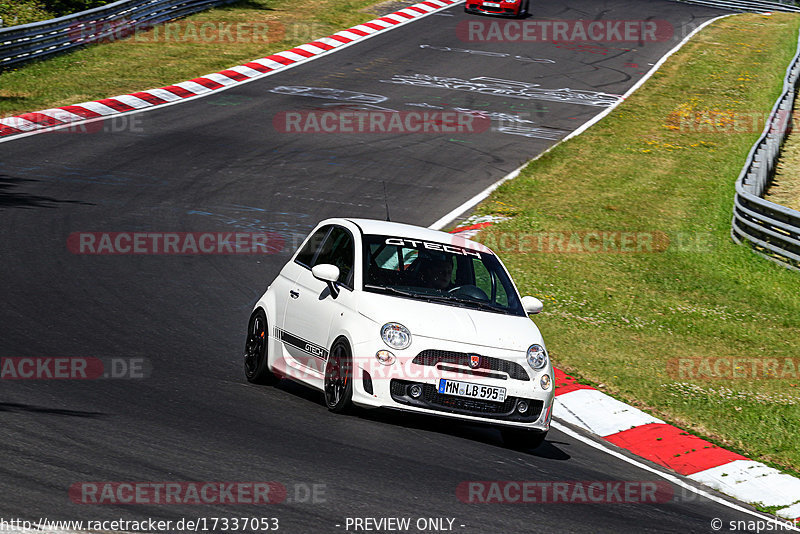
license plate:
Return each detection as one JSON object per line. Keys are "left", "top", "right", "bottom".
{"left": 438, "top": 379, "right": 506, "bottom": 403}
{"left": 483, "top": 2, "right": 501, "bottom": 6}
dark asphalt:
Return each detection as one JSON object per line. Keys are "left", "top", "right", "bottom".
{"left": 0, "top": 0, "right": 767, "bottom": 532}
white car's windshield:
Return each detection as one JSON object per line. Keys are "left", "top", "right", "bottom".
{"left": 362, "top": 234, "right": 526, "bottom": 316}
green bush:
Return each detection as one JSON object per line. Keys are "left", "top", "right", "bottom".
{"left": 0, "top": 0, "right": 54, "bottom": 26}
{"left": 42, "top": 0, "right": 114, "bottom": 17}
{"left": 0, "top": 0, "right": 116, "bottom": 28}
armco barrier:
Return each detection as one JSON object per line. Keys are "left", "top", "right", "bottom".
{"left": 0, "top": 0, "right": 236, "bottom": 69}
{"left": 731, "top": 26, "right": 800, "bottom": 270}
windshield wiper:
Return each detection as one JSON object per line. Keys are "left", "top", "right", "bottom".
{"left": 363, "top": 284, "right": 419, "bottom": 298}
{"left": 423, "top": 293, "right": 502, "bottom": 312}
{"left": 364, "top": 285, "right": 506, "bottom": 313}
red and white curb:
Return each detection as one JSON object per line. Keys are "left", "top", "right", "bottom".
{"left": 449, "top": 215, "right": 509, "bottom": 238}
{"left": 449, "top": 218, "right": 800, "bottom": 520}
{"left": 0, "top": 0, "right": 458, "bottom": 140}
{"left": 552, "top": 369, "right": 800, "bottom": 518}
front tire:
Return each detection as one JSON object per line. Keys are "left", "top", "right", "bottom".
{"left": 244, "top": 309, "right": 279, "bottom": 385}
{"left": 324, "top": 339, "right": 353, "bottom": 413}
{"left": 501, "top": 428, "right": 547, "bottom": 450}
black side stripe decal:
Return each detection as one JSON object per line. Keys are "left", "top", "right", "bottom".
{"left": 274, "top": 327, "right": 329, "bottom": 360}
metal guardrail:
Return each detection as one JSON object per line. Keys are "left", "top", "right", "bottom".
{"left": 731, "top": 27, "right": 800, "bottom": 270}
{"left": 0, "top": 0, "right": 236, "bottom": 69}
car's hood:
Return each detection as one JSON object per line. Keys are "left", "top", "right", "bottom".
{"left": 357, "top": 292, "right": 543, "bottom": 352}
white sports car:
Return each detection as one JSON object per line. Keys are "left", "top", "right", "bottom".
{"left": 244, "top": 218, "right": 554, "bottom": 449}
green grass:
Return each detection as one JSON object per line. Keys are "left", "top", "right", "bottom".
{"left": 472, "top": 13, "right": 800, "bottom": 475}
{"left": 0, "top": 0, "right": 384, "bottom": 116}
{"left": 0, "top": 0, "right": 53, "bottom": 26}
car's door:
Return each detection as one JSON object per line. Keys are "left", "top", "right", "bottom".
{"left": 282, "top": 225, "right": 357, "bottom": 374}
{"left": 271, "top": 225, "right": 329, "bottom": 338}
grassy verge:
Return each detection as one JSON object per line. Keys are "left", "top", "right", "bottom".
{"left": 0, "top": 0, "right": 384, "bottom": 117}
{"left": 471, "top": 13, "right": 800, "bottom": 478}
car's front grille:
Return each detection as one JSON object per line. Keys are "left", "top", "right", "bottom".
{"left": 413, "top": 350, "right": 530, "bottom": 381}
{"left": 390, "top": 379, "right": 543, "bottom": 421}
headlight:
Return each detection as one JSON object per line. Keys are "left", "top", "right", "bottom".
{"left": 381, "top": 323, "right": 411, "bottom": 350}
{"left": 527, "top": 344, "right": 548, "bottom": 370}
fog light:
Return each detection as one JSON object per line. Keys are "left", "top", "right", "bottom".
{"left": 375, "top": 350, "right": 396, "bottom": 365}
{"left": 540, "top": 373, "right": 551, "bottom": 390}
{"left": 409, "top": 384, "right": 423, "bottom": 398}
{"left": 517, "top": 400, "right": 529, "bottom": 414}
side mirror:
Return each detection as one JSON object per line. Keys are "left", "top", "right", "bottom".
{"left": 521, "top": 296, "right": 543, "bottom": 315}
{"left": 312, "top": 264, "right": 340, "bottom": 298}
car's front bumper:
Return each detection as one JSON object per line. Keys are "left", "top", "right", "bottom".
{"left": 350, "top": 338, "right": 554, "bottom": 431}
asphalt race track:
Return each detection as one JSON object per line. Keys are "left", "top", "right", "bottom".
{"left": 0, "top": 0, "right": 769, "bottom": 532}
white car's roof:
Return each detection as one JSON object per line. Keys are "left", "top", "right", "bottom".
{"left": 338, "top": 218, "right": 494, "bottom": 254}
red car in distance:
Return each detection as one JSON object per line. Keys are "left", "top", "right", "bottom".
{"left": 464, "top": 0, "right": 529, "bottom": 18}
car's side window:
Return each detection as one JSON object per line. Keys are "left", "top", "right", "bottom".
{"left": 313, "top": 226, "right": 355, "bottom": 288}
{"left": 295, "top": 226, "right": 332, "bottom": 268}
{"left": 472, "top": 257, "right": 492, "bottom": 296}
{"left": 472, "top": 257, "right": 509, "bottom": 306}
